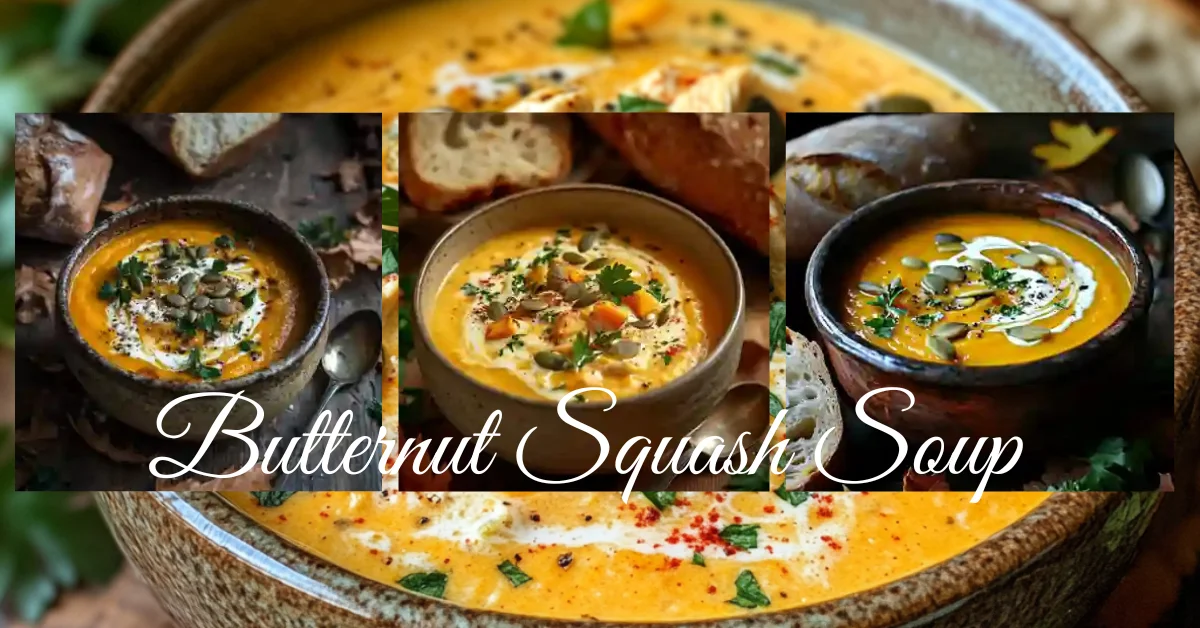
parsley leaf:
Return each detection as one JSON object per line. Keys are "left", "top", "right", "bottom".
{"left": 493, "top": 258, "right": 519, "bottom": 273}
{"left": 185, "top": 348, "right": 221, "bottom": 380}
{"left": 571, "top": 332, "right": 599, "bottom": 369}
{"left": 693, "top": 552, "right": 706, "bottom": 566}
{"left": 382, "top": 248, "right": 399, "bottom": 276}
{"left": 864, "top": 316, "right": 897, "bottom": 338}
{"left": 768, "top": 391, "right": 784, "bottom": 419}
{"left": 866, "top": 280, "right": 906, "bottom": 318}
{"left": 97, "top": 281, "right": 119, "bottom": 301}
{"left": 531, "top": 246, "right": 561, "bottom": 267}
{"left": 998, "top": 304, "right": 1024, "bottom": 317}
{"left": 497, "top": 560, "right": 532, "bottom": 587}
{"left": 642, "top": 491, "right": 676, "bottom": 510}
{"left": 460, "top": 283, "right": 495, "bottom": 300}
{"left": 214, "top": 234, "right": 235, "bottom": 249}
{"left": 240, "top": 289, "right": 257, "bottom": 308}
{"left": 556, "top": 0, "right": 611, "bottom": 49}
{"left": 912, "top": 312, "right": 943, "bottom": 328}
{"left": 498, "top": 334, "right": 525, "bottom": 356}
{"left": 615, "top": 93, "right": 668, "bottom": 112}
{"left": 719, "top": 524, "right": 760, "bottom": 550}
{"left": 597, "top": 263, "right": 640, "bottom": 299}
{"left": 774, "top": 487, "right": 809, "bottom": 507}
{"left": 1049, "top": 437, "right": 1153, "bottom": 491}
{"left": 769, "top": 301, "right": 786, "bottom": 357}
{"left": 250, "top": 491, "right": 295, "bottom": 507}
{"left": 981, "top": 263, "right": 1014, "bottom": 289}
{"left": 211, "top": 259, "right": 228, "bottom": 272}
{"left": 398, "top": 572, "right": 447, "bottom": 599}
{"left": 728, "top": 570, "right": 770, "bottom": 608}
{"left": 646, "top": 279, "right": 667, "bottom": 302}
{"left": 726, "top": 462, "right": 769, "bottom": 491}
{"left": 752, "top": 52, "right": 799, "bottom": 76}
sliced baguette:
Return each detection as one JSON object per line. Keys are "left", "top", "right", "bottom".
{"left": 126, "top": 113, "right": 281, "bottom": 179}
{"left": 770, "top": 327, "right": 843, "bottom": 490}
{"left": 397, "top": 112, "right": 572, "bottom": 212}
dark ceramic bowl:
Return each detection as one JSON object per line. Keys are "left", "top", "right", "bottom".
{"left": 55, "top": 195, "right": 332, "bottom": 441}
{"left": 804, "top": 179, "right": 1154, "bottom": 447}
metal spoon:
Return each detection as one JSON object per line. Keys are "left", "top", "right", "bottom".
{"left": 641, "top": 381, "right": 771, "bottom": 491}
{"left": 312, "top": 309, "right": 383, "bottom": 425}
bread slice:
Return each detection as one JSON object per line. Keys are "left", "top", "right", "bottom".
{"left": 397, "top": 112, "right": 572, "bottom": 212}
{"left": 770, "top": 327, "right": 843, "bottom": 490}
{"left": 126, "top": 113, "right": 281, "bottom": 179}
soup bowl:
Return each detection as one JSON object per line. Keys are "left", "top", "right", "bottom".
{"left": 412, "top": 184, "right": 746, "bottom": 474}
{"left": 55, "top": 195, "right": 331, "bottom": 440}
{"left": 804, "top": 180, "right": 1154, "bottom": 449}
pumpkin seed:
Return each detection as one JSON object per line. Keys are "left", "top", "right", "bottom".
{"left": 548, "top": 261, "right": 567, "bottom": 281}
{"left": 166, "top": 307, "right": 188, "bottom": 320}
{"left": 656, "top": 303, "right": 673, "bottom": 327}
{"left": 608, "top": 340, "right": 641, "bottom": 359}
{"left": 163, "top": 294, "right": 187, "bottom": 308}
{"left": 185, "top": 310, "right": 198, "bottom": 323}
{"left": 156, "top": 266, "right": 174, "bottom": 279}
{"left": 129, "top": 275, "right": 144, "bottom": 293}
{"left": 953, "top": 297, "right": 977, "bottom": 308}
{"left": 191, "top": 295, "right": 211, "bottom": 310}
{"left": 575, "top": 291, "right": 601, "bottom": 307}
{"left": 900, "top": 256, "right": 927, "bottom": 270}
{"left": 563, "top": 283, "right": 585, "bottom": 302}
{"left": 889, "top": 276, "right": 903, "bottom": 291}
{"left": 163, "top": 241, "right": 179, "bottom": 259}
{"left": 578, "top": 231, "right": 599, "bottom": 253}
{"left": 201, "top": 272, "right": 224, "bottom": 283}
{"left": 934, "top": 233, "right": 963, "bottom": 245}
{"left": 936, "top": 242, "right": 966, "bottom": 254}
{"left": 933, "top": 265, "right": 966, "bottom": 283}
{"left": 858, "top": 281, "right": 885, "bottom": 295}
{"left": 208, "top": 284, "right": 231, "bottom": 298}
{"left": 920, "top": 273, "right": 948, "bottom": 294}
{"left": 1037, "top": 254, "right": 1060, "bottom": 266}
{"left": 926, "top": 335, "right": 956, "bottom": 361}
{"left": 631, "top": 318, "right": 656, "bottom": 329}
{"left": 584, "top": 257, "right": 611, "bottom": 270}
{"left": 520, "top": 299, "right": 548, "bottom": 312}
{"left": 534, "top": 351, "right": 570, "bottom": 371}
{"left": 957, "top": 287, "right": 994, "bottom": 299}
{"left": 195, "top": 245, "right": 209, "bottom": 258}
{"left": 487, "top": 301, "right": 506, "bottom": 320}
{"left": 932, "top": 322, "right": 969, "bottom": 341}
{"left": 964, "top": 258, "right": 987, "bottom": 272}
{"left": 212, "top": 298, "right": 235, "bottom": 316}
{"left": 1007, "top": 325, "right": 1051, "bottom": 342}
{"left": 867, "top": 94, "right": 934, "bottom": 114}
{"left": 1009, "top": 253, "right": 1042, "bottom": 268}
{"left": 562, "top": 251, "right": 587, "bottom": 265}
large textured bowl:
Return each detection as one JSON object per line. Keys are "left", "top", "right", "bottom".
{"left": 413, "top": 184, "right": 745, "bottom": 475}
{"left": 55, "top": 196, "right": 331, "bottom": 441}
{"left": 96, "top": 491, "right": 1160, "bottom": 628}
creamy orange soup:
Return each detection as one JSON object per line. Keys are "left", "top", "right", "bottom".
{"left": 430, "top": 223, "right": 723, "bottom": 400}
{"left": 69, "top": 221, "right": 310, "bottom": 381}
{"left": 215, "top": 0, "right": 981, "bottom": 114}
{"left": 843, "top": 213, "right": 1132, "bottom": 366}
{"left": 226, "top": 491, "right": 1047, "bottom": 621}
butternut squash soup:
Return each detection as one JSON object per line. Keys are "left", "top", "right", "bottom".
{"left": 216, "top": 0, "right": 982, "bottom": 114}
{"left": 430, "top": 223, "right": 722, "bottom": 401}
{"left": 225, "top": 490, "right": 1047, "bottom": 621}
{"left": 843, "top": 214, "right": 1132, "bottom": 365}
{"left": 69, "top": 221, "right": 310, "bottom": 381}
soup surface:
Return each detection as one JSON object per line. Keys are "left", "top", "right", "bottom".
{"left": 226, "top": 491, "right": 1047, "bottom": 621}
{"left": 842, "top": 213, "right": 1132, "bottom": 365}
{"left": 217, "top": 0, "right": 981, "bottom": 113}
{"left": 69, "top": 221, "right": 310, "bottom": 381}
{"left": 430, "top": 223, "right": 722, "bottom": 400}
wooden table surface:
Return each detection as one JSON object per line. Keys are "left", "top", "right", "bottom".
{"left": 13, "top": 113, "right": 383, "bottom": 491}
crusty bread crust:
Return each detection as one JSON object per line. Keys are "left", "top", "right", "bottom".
{"left": 581, "top": 112, "right": 771, "bottom": 255}
{"left": 14, "top": 114, "right": 112, "bottom": 245}
{"left": 125, "top": 113, "right": 281, "bottom": 179}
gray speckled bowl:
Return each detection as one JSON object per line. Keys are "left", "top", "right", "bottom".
{"left": 96, "top": 491, "right": 1159, "bottom": 628}
{"left": 55, "top": 196, "right": 331, "bottom": 441}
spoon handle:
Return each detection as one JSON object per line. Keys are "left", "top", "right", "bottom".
{"left": 311, "top": 379, "right": 344, "bottom": 427}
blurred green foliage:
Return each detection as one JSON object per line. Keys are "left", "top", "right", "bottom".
{"left": 1, "top": 1, "right": 167, "bottom": 622}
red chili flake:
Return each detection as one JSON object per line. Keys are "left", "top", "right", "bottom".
{"left": 707, "top": 510, "right": 720, "bottom": 523}
{"left": 820, "top": 535, "right": 843, "bottom": 551}
{"left": 369, "top": 549, "right": 379, "bottom": 555}
{"left": 707, "top": 585, "right": 718, "bottom": 594}
{"left": 763, "top": 505, "right": 776, "bottom": 514}
{"left": 675, "top": 497, "right": 692, "bottom": 507}
{"left": 733, "top": 516, "right": 743, "bottom": 524}
{"left": 319, "top": 512, "right": 329, "bottom": 518}
{"left": 817, "top": 506, "right": 834, "bottom": 518}
{"left": 892, "top": 535, "right": 901, "bottom": 541}
{"left": 277, "top": 515, "right": 287, "bottom": 522}
{"left": 713, "top": 493, "right": 726, "bottom": 502}
{"left": 635, "top": 506, "right": 661, "bottom": 527}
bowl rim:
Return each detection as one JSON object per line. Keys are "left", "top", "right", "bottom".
{"left": 804, "top": 178, "right": 1155, "bottom": 387}
{"left": 54, "top": 194, "right": 332, "bottom": 393}
{"left": 412, "top": 183, "right": 747, "bottom": 409}
{"left": 101, "top": 490, "right": 1138, "bottom": 628}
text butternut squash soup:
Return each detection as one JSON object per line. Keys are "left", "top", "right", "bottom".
{"left": 843, "top": 214, "right": 1132, "bottom": 365}
{"left": 225, "top": 491, "right": 1047, "bottom": 621}
{"left": 216, "top": 0, "right": 981, "bottom": 114}
{"left": 430, "top": 223, "right": 722, "bottom": 400}
{"left": 68, "top": 221, "right": 311, "bottom": 381}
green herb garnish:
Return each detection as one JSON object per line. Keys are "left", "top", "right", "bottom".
{"left": 571, "top": 332, "right": 599, "bottom": 369}
{"left": 866, "top": 281, "right": 906, "bottom": 318}
{"left": 642, "top": 492, "right": 676, "bottom": 511}
{"left": 398, "top": 572, "right": 448, "bottom": 599}
{"left": 499, "top": 334, "right": 525, "bottom": 356}
{"left": 366, "top": 398, "right": 382, "bottom": 423}
{"left": 981, "top": 263, "right": 1014, "bottom": 289}
{"left": 250, "top": 491, "right": 295, "bottom": 507}
{"left": 185, "top": 348, "right": 221, "bottom": 380}
{"left": 752, "top": 52, "right": 799, "bottom": 76}
{"left": 211, "top": 260, "right": 228, "bottom": 272}
{"left": 460, "top": 283, "right": 495, "bottom": 300}
{"left": 998, "top": 304, "right": 1024, "bottom": 317}
{"left": 774, "top": 487, "right": 810, "bottom": 507}
{"left": 646, "top": 279, "right": 667, "bottom": 302}
{"left": 710, "top": 10, "right": 728, "bottom": 26}
{"left": 726, "top": 462, "right": 769, "bottom": 491}
{"left": 240, "top": 289, "right": 257, "bottom": 308}
{"left": 912, "top": 312, "right": 944, "bottom": 328}
{"left": 693, "top": 552, "right": 706, "bottom": 566}
{"left": 1049, "top": 437, "right": 1153, "bottom": 491}
{"left": 615, "top": 93, "right": 668, "bottom": 112}
{"left": 98, "top": 281, "right": 119, "bottom": 301}
{"left": 864, "top": 316, "right": 897, "bottom": 339}
{"left": 214, "top": 234, "right": 235, "bottom": 249}
{"left": 728, "top": 570, "right": 770, "bottom": 608}
{"left": 383, "top": 248, "right": 399, "bottom": 276}
{"left": 238, "top": 340, "right": 254, "bottom": 352}
{"left": 556, "top": 0, "right": 611, "bottom": 49}
{"left": 497, "top": 560, "right": 532, "bottom": 587}
{"left": 661, "top": 352, "right": 672, "bottom": 365}
{"left": 769, "top": 301, "right": 786, "bottom": 357}
{"left": 493, "top": 258, "right": 520, "bottom": 273}
{"left": 719, "top": 524, "right": 759, "bottom": 550}
{"left": 511, "top": 274, "right": 527, "bottom": 294}
{"left": 768, "top": 391, "right": 783, "bottom": 419}
{"left": 531, "top": 246, "right": 561, "bottom": 267}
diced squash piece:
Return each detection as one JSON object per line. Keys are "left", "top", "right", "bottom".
{"left": 622, "top": 290, "right": 660, "bottom": 318}
{"left": 550, "top": 311, "right": 587, "bottom": 344}
{"left": 588, "top": 301, "right": 627, "bottom": 331}
{"left": 485, "top": 316, "right": 519, "bottom": 340}
{"left": 567, "top": 268, "right": 587, "bottom": 283}
{"left": 527, "top": 265, "right": 547, "bottom": 288}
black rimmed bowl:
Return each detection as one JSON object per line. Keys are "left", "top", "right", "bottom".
{"left": 804, "top": 179, "right": 1154, "bottom": 450}
{"left": 55, "top": 195, "right": 332, "bottom": 441}
{"left": 413, "top": 184, "right": 746, "bottom": 475}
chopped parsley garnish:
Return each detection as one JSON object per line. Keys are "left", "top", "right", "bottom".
{"left": 240, "top": 289, "right": 257, "bottom": 308}
{"left": 693, "top": 552, "right": 706, "bottom": 567}
{"left": 185, "top": 348, "right": 221, "bottom": 380}
{"left": 646, "top": 279, "right": 667, "bottom": 302}
{"left": 642, "top": 491, "right": 676, "bottom": 510}
{"left": 214, "top": 234, "right": 235, "bottom": 249}
{"left": 615, "top": 93, "right": 668, "bottom": 112}
{"left": 597, "top": 263, "right": 640, "bottom": 300}
{"left": 774, "top": 487, "right": 810, "bottom": 507}
{"left": 998, "top": 304, "right": 1025, "bottom": 317}
{"left": 864, "top": 316, "right": 897, "bottom": 339}
{"left": 511, "top": 274, "right": 527, "bottom": 294}
{"left": 398, "top": 572, "right": 448, "bottom": 599}
{"left": 661, "top": 352, "right": 673, "bottom": 365}
{"left": 493, "top": 258, "right": 520, "bottom": 273}
{"left": 912, "top": 312, "right": 944, "bottom": 328}
{"left": 460, "top": 283, "right": 495, "bottom": 300}
{"left": 211, "top": 259, "right": 228, "bottom": 272}
{"left": 382, "top": 248, "right": 399, "bottom": 276}
{"left": 531, "top": 246, "right": 561, "bottom": 267}
{"left": 1053, "top": 299, "right": 1070, "bottom": 310}
{"left": 718, "top": 523, "right": 759, "bottom": 550}
{"left": 498, "top": 334, "right": 525, "bottom": 356}
{"left": 497, "top": 560, "right": 532, "bottom": 588}
{"left": 981, "top": 262, "right": 1014, "bottom": 289}
{"left": 866, "top": 281, "right": 906, "bottom": 318}
{"left": 238, "top": 340, "right": 255, "bottom": 352}
{"left": 752, "top": 52, "right": 800, "bottom": 76}
{"left": 726, "top": 461, "right": 769, "bottom": 491}
{"left": 1049, "top": 437, "right": 1153, "bottom": 491}
{"left": 297, "top": 215, "right": 347, "bottom": 248}
{"left": 98, "top": 281, "right": 119, "bottom": 301}
{"left": 556, "top": 0, "right": 611, "bottom": 49}
{"left": 571, "top": 332, "right": 599, "bottom": 369}
{"left": 768, "top": 301, "right": 786, "bottom": 357}
{"left": 250, "top": 491, "right": 295, "bottom": 507}
{"left": 728, "top": 570, "right": 770, "bottom": 608}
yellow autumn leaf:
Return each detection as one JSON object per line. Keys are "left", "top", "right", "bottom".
{"left": 1031, "top": 120, "right": 1118, "bottom": 171}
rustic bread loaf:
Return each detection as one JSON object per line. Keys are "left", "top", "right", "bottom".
{"left": 14, "top": 114, "right": 113, "bottom": 245}
{"left": 772, "top": 327, "right": 843, "bottom": 491}
{"left": 126, "top": 113, "right": 281, "bottom": 179}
